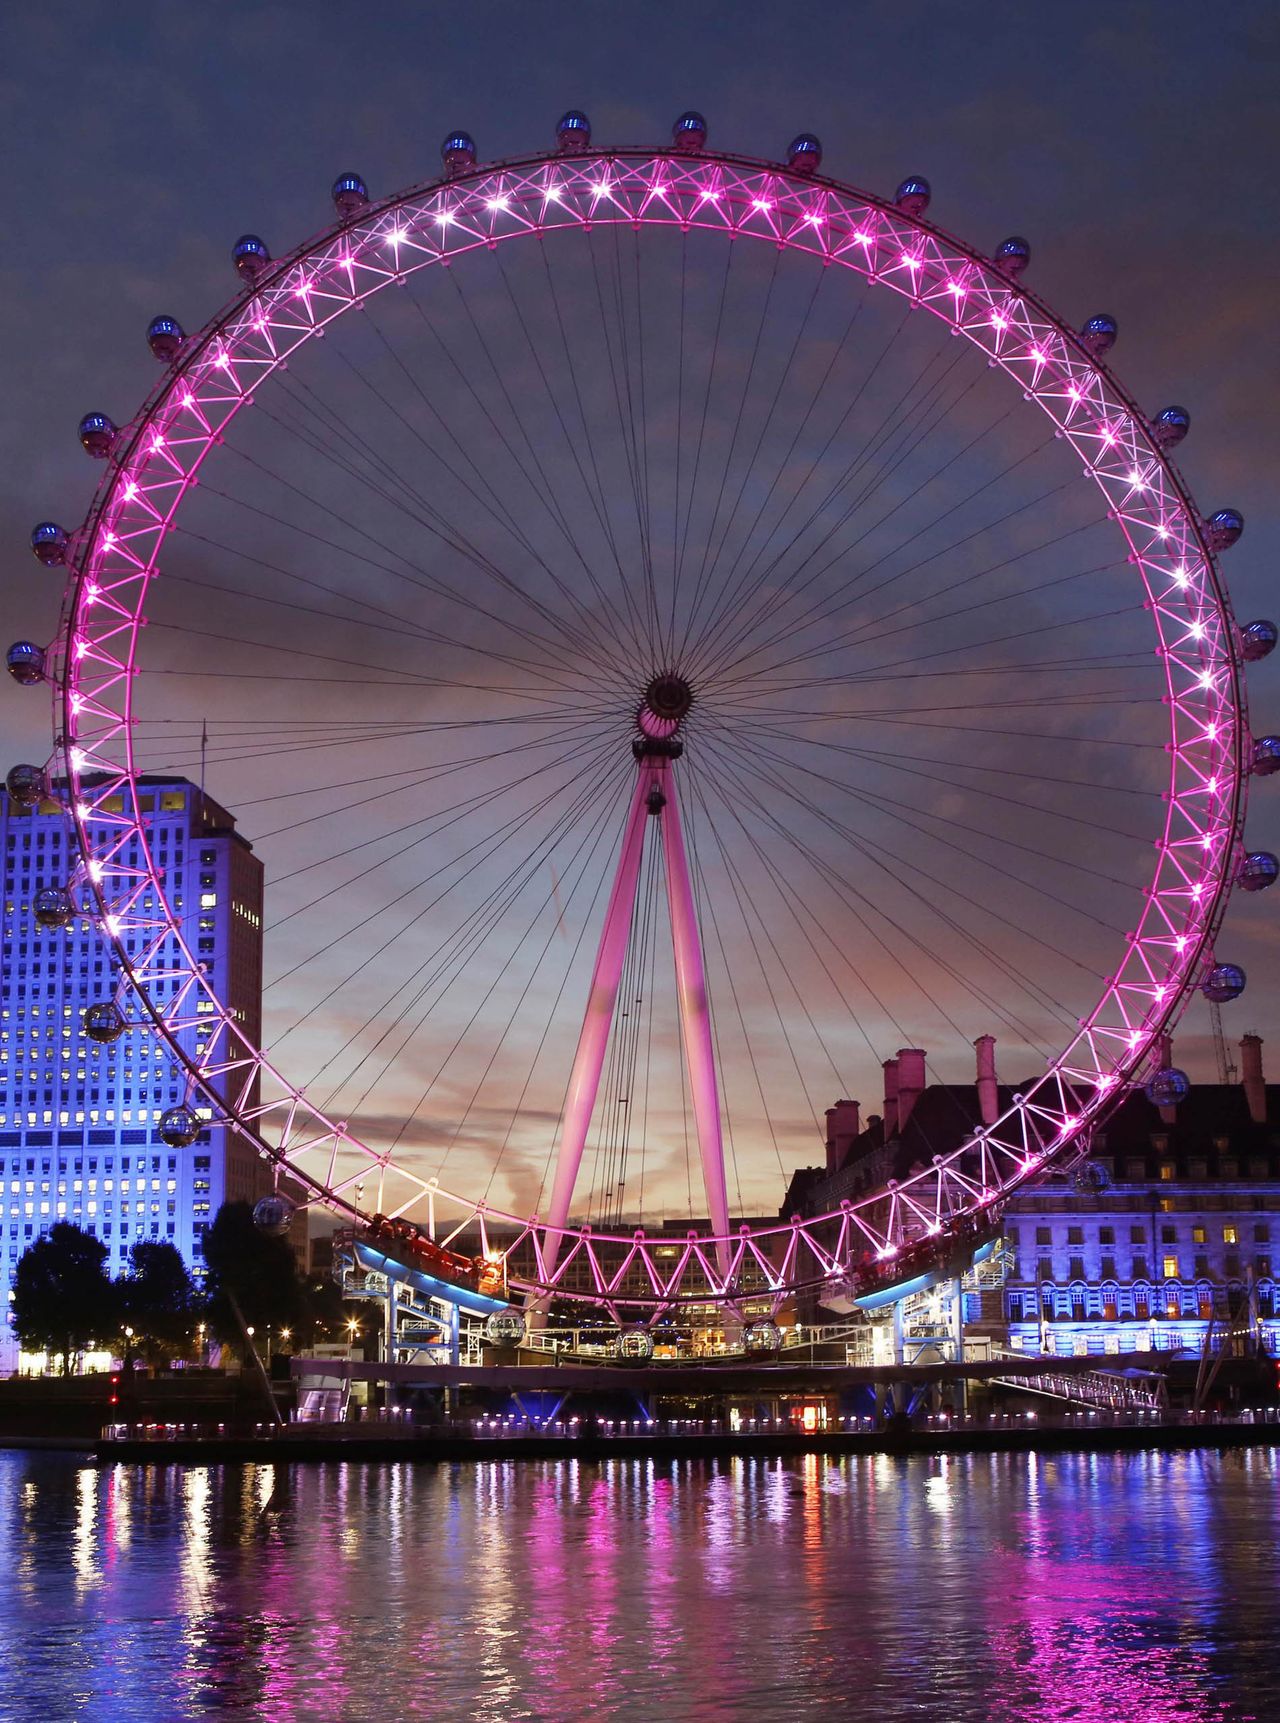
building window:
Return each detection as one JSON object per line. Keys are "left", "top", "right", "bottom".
{"left": 1162, "top": 1255, "right": 1179, "bottom": 1280}
{"left": 1255, "top": 1225, "right": 1271, "bottom": 1245}
{"left": 1161, "top": 1225, "right": 1176, "bottom": 1244}
{"left": 1099, "top": 1227, "right": 1115, "bottom": 1246}
{"left": 1160, "top": 1163, "right": 1175, "bottom": 1182}
{"left": 1192, "top": 1226, "right": 1207, "bottom": 1245}
{"left": 1035, "top": 1226, "right": 1051, "bottom": 1246}
{"left": 1129, "top": 1225, "right": 1145, "bottom": 1245}
{"left": 1067, "top": 1226, "right": 1084, "bottom": 1246}
{"left": 1223, "top": 1225, "right": 1238, "bottom": 1246}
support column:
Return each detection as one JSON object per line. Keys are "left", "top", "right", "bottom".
{"left": 659, "top": 779, "right": 731, "bottom": 1267}
{"left": 542, "top": 764, "right": 658, "bottom": 1275}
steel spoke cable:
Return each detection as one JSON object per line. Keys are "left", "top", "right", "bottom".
{"left": 278, "top": 339, "right": 640, "bottom": 679}
{"left": 678, "top": 243, "right": 784, "bottom": 654}
{"left": 263, "top": 730, "right": 619, "bottom": 951}
{"left": 675, "top": 771, "right": 795, "bottom": 1189}
{"left": 693, "top": 331, "right": 980, "bottom": 673}
{"left": 383, "top": 761, "right": 632, "bottom": 1180}
{"left": 278, "top": 745, "right": 628, "bottom": 1072}
{"left": 685, "top": 263, "right": 838, "bottom": 656}
{"left": 701, "top": 434, "right": 1074, "bottom": 686}
{"left": 584, "top": 222, "right": 660, "bottom": 659}
{"left": 212, "top": 432, "right": 623, "bottom": 693}
{"left": 725, "top": 717, "right": 1151, "bottom": 880}
{"left": 687, "top": 768, "right": 847, "bottom": 1124}
{"left": 345, "top": 759, "right": 632, "bottom": 1153}
{"left": 695, "top": 740, "right": 1061, "bottom": 1063}
{"left": 690, "top": 318, "right": 970, "bottom": 673}
{"left": 672, "top": 236, "right": 735, "bottom": 632}
{"left": 481, "top": 788, "right": 642, "bottom": 1210}
{"left": 430, "top": 261, "right": 646, "bottom": 674}
{"left": 696, "top": 732, "right": 1072, "bottom": 1059}
{"left": 324, "top": 300, "right": 638, "bottom": 678}
{"left": 490, "top": 237, "right": 653, "bottom": 663}
{"left": 715, "top": 511, "right": 1111, "bottom": 687}
{"left": 310, "top": 760, "right": 627, "bottom": 1108}
{"left": 703, "top": 723, "right": 1127, "bottom": 965}
{"left": 531, "top": 234, "right": 654, "bottom": 660}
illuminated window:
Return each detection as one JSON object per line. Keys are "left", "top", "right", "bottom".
{"left": 160, "top": 792, "right": 184, "bottom": 812}
{"left": 1162, "top": 1255, "right": 1179, "bottom": 1280}
{"left": 1192, "top": 1226, "right": 1207, "bottom": 1245}
{"left": 200, "top": 893, "right": 217, "bottom": 909}
{"left": 1160, "top": 1163, "right": 1175, "bottom": 1182}
{"left": 1223, "top": 1225, "right": 1238, "bottom": 1245}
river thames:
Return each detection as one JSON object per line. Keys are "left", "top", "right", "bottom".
{"left": 0, "top": 1447, "right": 1275, "bottom": 1721}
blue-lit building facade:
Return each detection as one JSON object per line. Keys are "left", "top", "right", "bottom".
{"left": 0, "top": 776, "right": 265, "bottom": 1366}
{"left": 784, "top": 1038, "right": 1280, "bottom": 1360}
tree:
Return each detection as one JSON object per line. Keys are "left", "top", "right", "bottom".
{"left": 11, "top": 1223, "right": 116, "bottom": 1372}
{"left": 201, "top": 1201, "right": 303, "bottom": 1351}
{"left": 120, "top": 1241, "right": 198, "bottom": 1365}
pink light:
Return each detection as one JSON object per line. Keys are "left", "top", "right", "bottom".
{"left": 544, "top": 184, "right": 563, "bottom": 203}
{"left": 386, "top": 226, "right": 407, "bottom": 247}
{"left": 486, "top": 195, "right": 510, "bottom": 213}
{"left": 990, "top": 313, "right": 1008, "bottom": 331}
{"left": 214, "top": 352, "right": 230, "bottom": 370}
{"left": 180, "top": 391, "right": 195, "bottom": 408}
{"left": 752, "top": 198, "right": 773, "bottom": 213}
{"left": 122, "top": 481, "right": 137, "bottom": 501}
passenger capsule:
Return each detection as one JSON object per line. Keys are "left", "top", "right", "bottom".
{"left": 616, "top": 1325, "right": 655, "bottom": 1362}
{"left": 331, "top": 172, "right": 369, "bottom": 218}
{"left": 146, "top": 316, "right": 185, "bottom": 362}
{"left": 441, "top": 131, "right": 477, "bottom": 176}
{"left": 993, "top": 235, "right": 1031, "bottom": 278}
{"left": 30, "top": 522, "right": 70, "bottom": 566}
{"left": 895, "top": 176, "right": 931, "bottom": 217}
{"left": 83, "top": 1001, "right": 125, "bottom": 1044}
{"left": 32, "top": 885, "right": 75, "bottom": 929}
{"left": 672, "top": 111, "right": 707, "bottom": 152}
{"left": 1202, "top": 962, "right": 1246, "bottom": 1004}
{"left": 232, "top": 234, "right": 270, "bottom": 283}
{"left": 1254, "top": 735, "right": 1280, "bottom": 777}
{"left": 1205, "top": 508, "right": 1244, "bottom": 552}
{"left": 1080, "top": 313, "right": 1118, "bottom": 356}
{"left": 556, "top": 110, "right": 591, "bottom": 152}
{"left": 1144, "top": 1067, "right": 1190, "bottom": 1106}
{"left": 1151, "top": 404, "right": 1190, "bottom": 449}
{"left": 78, "top": 413, "right": 118, "bottom": 458}
{"left": 1239, "top": 851, "right": 1280, "bottom": 893}
{"left": 786, "top": 133, "right": 823, "bottom": 174}
{"left": 5, "top": 764, "right": 47, "bottom": 807}
{"left": 253, "top": 1192, "right": 295, "bottom": 1236}
{"left": 6, "top": 642, "right": 45, "bottom": 686}
{"left": 743, "top": 1319, "right": 783, "bottom": 1354}
{"left": 1240, "top": 620, "right": 1277, "bottom": 663}
{"left": 158, "top": 1105, "right": 201, "bottom": 1148}
{"left": 484, "top": 1308, "right": 526, "bottom": 1345}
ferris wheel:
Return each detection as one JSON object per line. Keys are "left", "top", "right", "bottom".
{"left": 8, "top": 111, "right": 1279, "bottom": 1330}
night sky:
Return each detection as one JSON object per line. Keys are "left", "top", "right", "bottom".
{"left": 2, "top": 2, "right": 1277, "bottom": 1223}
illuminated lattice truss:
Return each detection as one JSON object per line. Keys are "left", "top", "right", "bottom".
{"left": 47, "top": 146, "right": 1249, "bottom": 1316}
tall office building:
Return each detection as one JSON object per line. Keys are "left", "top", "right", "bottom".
{"left": 0, "top": 776, "right": 265, "bottom": 1365}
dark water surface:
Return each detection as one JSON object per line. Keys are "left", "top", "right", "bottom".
{"left": 0, "top": 1447, "right": 1276, "bottom": 1721}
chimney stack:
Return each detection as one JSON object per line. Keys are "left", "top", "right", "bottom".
{"left": 882, "top": 1058, "right": 900, "bottom": 1139}
{"left": 824, "top": 1099, "right": 861, "bottom": 1175}
{"left": 974, "top": 1035, "right": 999, "bottom": 1127}
{"left": 896, "top": 1048, "right": 927, "bottom": 1132}
{"left": 1242, "top": 1034, "right": 1266, "bottom": 1125}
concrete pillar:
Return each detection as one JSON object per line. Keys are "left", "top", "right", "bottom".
{"left": 1242, "top": 1035, "right": 1266, "bottom": 1125}
{"left": 825, "top": 1099, "right": 861, "bottom": 1174}
{"left": 882, "top": 1059, "right": 900, "bottom": 1139}
{"left": 896, "top": 1049, "right": 927, "bottom": 1132}
{"left": 974, "top": 1035, "right": 999, "bottom": 1127}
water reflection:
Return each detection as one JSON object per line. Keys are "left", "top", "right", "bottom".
{"left": 0, "top": 1450, "right": 1273, "bottom": 1720}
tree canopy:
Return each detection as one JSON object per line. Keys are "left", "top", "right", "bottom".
{"left": 11, "top": 1223, "right": 115, "bottom": 1371}
{"left": 201, "top": 1200, "right": 304, "bottom": 1347}
{"left": 120, "top": 1241, "right": 197, "bottom": 1364}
